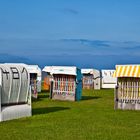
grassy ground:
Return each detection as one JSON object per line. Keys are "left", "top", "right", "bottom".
{"left": 0, "top": 89, "right": 140, "bottom": 140}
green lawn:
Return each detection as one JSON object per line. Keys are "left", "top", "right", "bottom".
{"left": 0, "top": 89, "right": 140, "bottom": 140}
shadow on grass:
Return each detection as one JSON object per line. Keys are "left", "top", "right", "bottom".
{"left": 82, "top": 96, "right": 101, "bottom": 101}
{"left": 38, "top": 94, "right": 50, "bottom": 99}
{"left": 32, "top": 94, "right": 50, "bottom": 103}
{"left": 32, "top": 107, "right": 70, "bottom": 115}
{"left": 32, "top": 98, "right": 43, "bottom": 102}
{"left": 41, "top": 90, "right": 50, "bottom": 94}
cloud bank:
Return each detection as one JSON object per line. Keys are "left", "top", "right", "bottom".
{"left": 0, "top": 38, "right": 140, "bottom": 69}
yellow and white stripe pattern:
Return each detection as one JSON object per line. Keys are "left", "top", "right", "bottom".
{"left": 113, "top": 65, "right": 140, "bottom": 78}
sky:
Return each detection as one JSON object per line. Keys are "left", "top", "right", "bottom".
{"left": 0, "top": 0, "right": 140, "bottom": 69}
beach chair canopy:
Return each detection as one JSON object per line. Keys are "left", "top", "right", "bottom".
{"left": 113, "top": 65, "right": 140, "bottom": 78}
{"left": 43, "top": 66, "right": 77, "bottom": 76}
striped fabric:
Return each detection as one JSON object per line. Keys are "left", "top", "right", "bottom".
{"left": 113, "top": 65, "right": 140, "bottom": 77}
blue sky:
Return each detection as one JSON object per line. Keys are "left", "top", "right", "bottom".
{"left": 0, "top": 0, "right": 140, "bottom": 69}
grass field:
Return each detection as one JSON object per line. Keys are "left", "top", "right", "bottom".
{"left": 0, "top": 89, "right": 140, "bottom": 140}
